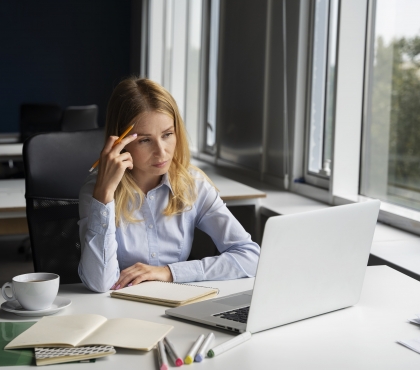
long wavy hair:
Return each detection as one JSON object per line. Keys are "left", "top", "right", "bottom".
{"left": 105, "top": 77, "right": 208, "bottom": 226}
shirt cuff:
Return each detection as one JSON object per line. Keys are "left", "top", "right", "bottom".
{"left": 87, "top": 197, "right": 116, "bottom": 235}
{"left": 168, "top": 260, "right": 204, "bottom": 283}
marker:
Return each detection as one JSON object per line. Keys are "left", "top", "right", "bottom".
{"left": 195, "top": 332, "right": 214, "bottom": 362}
{"left": 207, "top": 331, "right": 251, "bottom": 358}
{"left": 156, "top": 340, "right": 169, "bottom": 370}
{"left": 184, "top": 334, "right": 204, "bottom": 364}
{"left": 164, "top": 337, "right": 183, "bottom": 367}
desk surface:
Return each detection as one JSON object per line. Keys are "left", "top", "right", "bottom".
{"left": 1, "top": 266, "right": 420, "bottom": 369}
{"left": 0, "top": 143, "right": 23, "bottom": 161}
{"left": 0, "top": 166, "right": 266, "bottom": 215}
{"left": 0, "top": 179, "right": 25, "bottom": 213}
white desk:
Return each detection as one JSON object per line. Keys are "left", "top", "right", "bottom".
{"left": 0, "top": 143, "right": 23, "bottom": 162}
{"left": 0, "top": 165, "right": 266, "bottom": 235}
{"left": 1, "top": 266, "right": 420, "bottom": 369}
{"left": 0, "top": 179, "right": 27, "bottom": 235}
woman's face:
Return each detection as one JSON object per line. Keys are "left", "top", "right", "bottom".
{"left": 125, "top": 111, "right": 177, "bottom": 187}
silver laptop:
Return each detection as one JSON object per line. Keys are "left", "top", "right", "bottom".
{"left": 166, "top": 200, "right": 380, "bottom": 333}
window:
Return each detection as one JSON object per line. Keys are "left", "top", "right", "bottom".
{"left": 305, "top": 0, "right": 339, "bottom": 185}
{"left": 361, "top": 0, "right": 420, "bottom": 211}
{"left": 147, "top": 0, "right": 204, "bottom": 152}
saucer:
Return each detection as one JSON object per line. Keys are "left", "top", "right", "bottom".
{"left": 1, "top": 296, "right": 71, "bottom": 317}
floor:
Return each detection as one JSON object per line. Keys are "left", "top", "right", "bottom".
{"left": 0, "top": 235, "right": 34, "bottom": 287}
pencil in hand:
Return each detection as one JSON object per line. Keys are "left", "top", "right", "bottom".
{"left": 89, "top": 124, "right": 135, "bottom": 172}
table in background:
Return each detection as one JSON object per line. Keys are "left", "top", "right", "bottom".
{"left": 1, "top": 266, "right": 420, "bottom": 369}
{"left": 0, "top": 160, "right": 266, "bottom": 239}
{"left": 0, "top": 143, "right": 23, "bottom": 162}
{"left": 0, "top": 179, "right": 27, "bottom": 235}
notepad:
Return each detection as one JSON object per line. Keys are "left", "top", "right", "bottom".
{"left": 34, "top": 345, "right": 115, "bottom": 366}
{"left": 110, "top": 281, "right": 219, "bottom": 307}
{"left": 5, "top": 314, "right": 173, "bottom": 351}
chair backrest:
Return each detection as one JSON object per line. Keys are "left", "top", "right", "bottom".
{"left": 23, "top": 128, "right": 105, "bottom": 284}
{"left": 61, "top": 105, "right": 98, "bottom": 132}
{"left": 20, "top": 104, "right": 63, "bottom": 142}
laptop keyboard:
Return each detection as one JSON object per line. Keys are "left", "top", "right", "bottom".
{"left": 213, "top": 306, "right": 250, "bottom": 323}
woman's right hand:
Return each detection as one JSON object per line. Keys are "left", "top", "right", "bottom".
{"left": 93, "top": 133, "right": 138, "bottom": 204}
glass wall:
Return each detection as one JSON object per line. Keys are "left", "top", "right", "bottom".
{"left": 361, "top": 0, "right": 420, "bottom": 210}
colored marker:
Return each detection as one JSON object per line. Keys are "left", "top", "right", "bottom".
{"left": 164, "top": 337, "right": 183, "bottom": 367}
{"left": 207, "top": 331, "right": 251, "bottom": 358}
{"left": 184, "top": 334, "right": 205, "bottom": 364}
{"left": 195, "top": 332, "right": 214, "bottom": 362}
{"left": 157, "top": 340, "right": 169, "bottom": 370}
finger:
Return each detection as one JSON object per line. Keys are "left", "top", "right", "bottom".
{"left": 116, "top": 268, "right": 145, "bottom": 289}
{"left": 101, "top": 136, "right": 119, "bottom": 155}
{"left": 118, "top": 152, "right": 133, "bottom": 164}
{"left": 110, "top": 133, "right": 138, "bottom": 154}
{"left": 113, "top": 262, "right": 148, "bottom": 289}
{"left": 131, "top": 273, "right": 152, "bottom": 285}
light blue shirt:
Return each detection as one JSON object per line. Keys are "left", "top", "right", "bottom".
{"left": 78, "top": 169, "right": 260, "bottom": 292}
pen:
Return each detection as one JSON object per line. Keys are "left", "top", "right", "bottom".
{"left": 207, "top": 331, "right": 251, "bottom": 358}
{"left": 195, "top": 332, "right": 214, "bottom": 362}
{"left": 89, "top": 124, "right": 135, "bottom": 172}
{"left": 157, "top": 340, "right": 169, "bottom": 370}
{"left": 163, "top": 337, "right": 183, "bottom": 367}
{"left": 184, "top": 334, "right": 204, "bottom": 364}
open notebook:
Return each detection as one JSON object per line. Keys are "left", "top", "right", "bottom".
{"left": 110, "top": 281, "right": 219, "bottom": 307}
{"left": 5, "top": 314, "right": 173, "bottom": 351}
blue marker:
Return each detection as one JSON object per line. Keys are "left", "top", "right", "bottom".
{"left": 195, "top": 332, "right": 214, "bottom": 362}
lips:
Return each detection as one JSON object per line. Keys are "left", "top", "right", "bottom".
{"left": 152, "top": 161, "right": 168, "bottom": 168}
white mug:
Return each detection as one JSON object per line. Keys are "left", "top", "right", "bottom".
{"left": 1, "top": 272, "right": 59, "bottom": 311}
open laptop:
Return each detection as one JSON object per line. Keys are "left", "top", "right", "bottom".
{"left": 166, "top": 200, "right": 380, "bottom": 333}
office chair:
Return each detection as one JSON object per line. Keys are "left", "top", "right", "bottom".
{"left": 23, "top": 128, "right": 104, "bottom": 284}
{"left": 61, "top": 105, "right": 98, "bottom": 132}
{"left": 20, "top": 103, "right": 63, "bottom": 142}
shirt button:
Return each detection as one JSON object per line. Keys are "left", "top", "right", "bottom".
{"left": 148, "top": 224, "right": 154, "bottom": 229}
{"left": 102, "top": 223, "right": 106, "bottom": 228}
{"left": 150, "top": 196, "right": 154, "bottom": 200}
{"left": 102, "top": 211, "right": 107, "bottom": 216}
{"left": 151, "top": 252, "right": 156, "bottom": 258}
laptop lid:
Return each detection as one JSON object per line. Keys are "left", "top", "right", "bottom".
{"left": 246, "top": 200, "right": 380, "bottom": 333}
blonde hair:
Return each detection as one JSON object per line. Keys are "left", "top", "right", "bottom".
{"left": 105, "top": 77, "right": 208, "bottom": 226}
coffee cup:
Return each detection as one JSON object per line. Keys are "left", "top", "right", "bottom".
{"left": 1, "top": 273, "right": 59, "bottom": 311}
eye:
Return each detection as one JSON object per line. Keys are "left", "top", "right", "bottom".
{"left": 163, "top": 132, "right": 173, "bottom": 138}
{"left": 139, "top": 138, "right": 150, "bottom": 144}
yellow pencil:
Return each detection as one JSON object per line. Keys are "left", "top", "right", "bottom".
{"left": 89, "top": 124, "right": 135, "bottom": 172}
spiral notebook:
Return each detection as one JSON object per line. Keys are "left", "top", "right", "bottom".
{"left": 110, "top": 281, "right": 219, "bottom": 307}
{"left": 34, "top": 345, "right": 115, "bottom": 366}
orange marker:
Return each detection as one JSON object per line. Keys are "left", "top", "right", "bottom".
{"left": 89, "top": 124, "right": 135, "bottom": 172}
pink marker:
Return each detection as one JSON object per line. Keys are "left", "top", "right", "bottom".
{"left": 157, "top": 340, "right": 169, "bottom": 370}
{"left": 164, "top": 337, "right": 184, "bottom": 366}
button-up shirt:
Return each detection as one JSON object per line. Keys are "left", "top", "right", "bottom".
{"left": 78, "top": 169, "right": 260, "bottom": 292}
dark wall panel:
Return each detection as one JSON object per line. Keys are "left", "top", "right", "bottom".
{"left": 0, "top": 0, "right": 131, "bottom": 133}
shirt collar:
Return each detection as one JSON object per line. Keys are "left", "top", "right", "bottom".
{"left": 160, "top": 172, "right": 174, "bottom": 195}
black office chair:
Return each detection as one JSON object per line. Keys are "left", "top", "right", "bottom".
{"left": 23, "top": 128, "right": 105, "bottom": 284}
{"left": 61, "top": 105, "right": 99, "bottom": 132}
{"left": 20, "top": 103, "right": 63, "bottom": 142}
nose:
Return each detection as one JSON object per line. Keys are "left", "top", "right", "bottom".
{"left": 153, "top": 139, "right": 165, "bottom": 157}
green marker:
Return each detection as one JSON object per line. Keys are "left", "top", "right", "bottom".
{"left": 207, "top": 332, "right": 251, "bottom": 358}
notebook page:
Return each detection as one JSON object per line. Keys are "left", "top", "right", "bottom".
{"left": 79, "top": 318, "right": 173, "bottom": 351}
{"left": 5, "top": 314, "right": 107, "bottom": 349}
{"left": 114, "top": 281, "right": 217, "bottom": 303}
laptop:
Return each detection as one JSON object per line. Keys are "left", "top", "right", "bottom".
{"left": 166, "top": 200, "right": 380, "bottom": 334}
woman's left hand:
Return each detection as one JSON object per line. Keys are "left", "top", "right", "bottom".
{"left": 111, "top": 263, "right": 173, "bottom": 290}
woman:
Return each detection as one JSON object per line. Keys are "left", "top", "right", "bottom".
{"left": 78, "top": 77, "right": 260, "bottom": 293}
